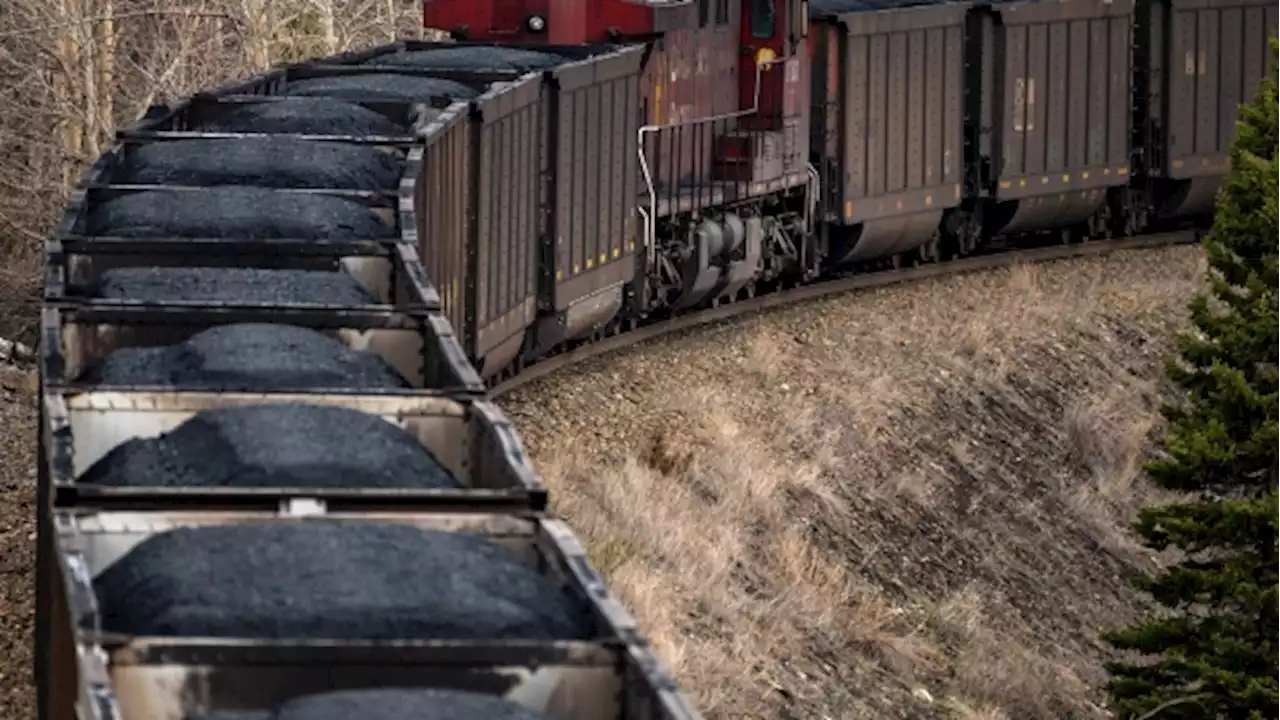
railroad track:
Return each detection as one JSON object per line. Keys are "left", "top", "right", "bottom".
{"left": 491, "top": 230, "right": 1201, "bottom": 397}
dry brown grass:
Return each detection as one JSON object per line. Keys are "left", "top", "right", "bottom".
{"left": 502, "top": 245, "right": 1205, "bottom": 719}
{"left": 0, "top": 0, "right": 432, "bottom": 344}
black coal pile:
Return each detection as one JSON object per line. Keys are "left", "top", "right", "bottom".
{"left": 78, "top": 323, "right": 410, "bottom": 390}
{"left": 84, "top": 267, "right": 378, "bottom": 306}
{"left": 78, "top": 403, "right": 457, "bottom": 490}
{"left": 88, "top": 187, "right": 393, "bottom": 240}
{"left": 284, "top": 74, "right": 478, "bottom": 103}
{"left": 369, "top": 47, "right": 565, "bottom": 72}
{"left": 201, "top": 97, "right": 407, "bottom": 136}
{"left": 96, "top": 522, "right": 594, "bottom": 640}
{"left": 117, "top": 138, "right": 404, "bottom": 190}
{"left": 189, "top": 689, "right": 551, "bottom": 720}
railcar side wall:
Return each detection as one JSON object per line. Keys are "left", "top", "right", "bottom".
{"left": 1163, "top": 0, "right": 1278, "bottom": 177}
{"left": 472, "top": 75, "right": 545, "bottom": 375}
{"left": 417, "top": 104, "right": 472, "bottom": 354}
{"left": 1136, "top": 0, "right": 1278, "bottom": 217}
{"left": 978, "top": 0, "right": 1134, "bottom": 234}
{"left": 547, "top": 47, "right": 644, "bottom": 327}
{"left": 416, "top": 74, "right": 546, "bottom": 377}
{"left": 809, "top": 3, "right": 968, "bottom": 262}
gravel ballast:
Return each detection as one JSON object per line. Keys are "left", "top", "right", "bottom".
{"left": 117, "top": 138, "right": 405, "bottom": 190}
{"left": 201, "top": 98, "right": 407, "bottom": 136}
{"left": 78, "top": 323, "right": 410, "bottom": 389}
{"left": 78, "top": 403, "right": 458, "bottom": 490}
{"left": 284, "top": 74, "right": 479, "bottom": 103}
{"left": 83, "top": 267, "right": 378, "bottom": 306}
{"left": 190, "top": 689, "right": 551, "bottom": 720}
{"left": 87, "top": 187, "right": 393, "bottom": 240}
{"left": 95, "top": 522, "right": 593, "bottom": 640}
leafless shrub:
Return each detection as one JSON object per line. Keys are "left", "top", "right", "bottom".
{"left": 0, "top": 0, "right": 424, "bottom": 339}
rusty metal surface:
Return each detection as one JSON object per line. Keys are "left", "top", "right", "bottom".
{"left": 990, "top": 0, "right": 1134, "bottom": 178}
{"left": 639, "top": 16, "right": 747, "bottom": 214}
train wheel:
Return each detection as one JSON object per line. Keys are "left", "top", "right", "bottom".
{"left": 1087, "top": 204, "right": 1111, "bottom": 241}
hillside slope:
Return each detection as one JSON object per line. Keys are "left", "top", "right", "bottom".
{"left": 500, "top": 245, "right": 1204, "bottom": 719}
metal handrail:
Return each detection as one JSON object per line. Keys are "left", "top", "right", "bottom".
{"left": 805, "top": 163, "right": 820, "bottom": 234}
{"left": 637, "top": 54, "right": 787, "bottom": 268}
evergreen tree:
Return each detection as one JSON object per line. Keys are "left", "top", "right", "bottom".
{"left": 1102, "top": 40, "right": 1279, "bottom": 719}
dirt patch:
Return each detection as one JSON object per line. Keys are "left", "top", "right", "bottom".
{"left": 0, "top": 249, "right": 41, "bottom": 347}
{"left": 0, "top": 362, "right": 37, "bottom": 720}
{"left": 501, "top": 245, "right": 1204, "bottom": 719}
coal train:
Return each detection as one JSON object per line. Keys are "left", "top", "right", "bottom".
{"left": 34, "top": 0, "right": 1276, "bottom": 718}
{"left": 418, "top": 0, "right": 1275, "bottom": 381}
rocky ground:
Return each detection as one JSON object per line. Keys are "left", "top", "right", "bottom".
{"left": 0, "top": 362, "right": 36, "bottom": 719}
{"left": 500, "top": 245, "right": 1204, "bottom": 719}
{"left": 0, "top": 244, "right": 1202, "bottom": 720}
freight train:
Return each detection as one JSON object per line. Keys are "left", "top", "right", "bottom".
{"left": 417, "top": 0, "right": 1276, "bottom": 381}
{"left": 35, "top": 0, "right": 1276, "bottom": 719}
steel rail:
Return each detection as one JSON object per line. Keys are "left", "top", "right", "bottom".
{"left": 491, "top": 230, "right": 1201, "bottom": 397}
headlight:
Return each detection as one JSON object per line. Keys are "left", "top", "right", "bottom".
{"left": 526, "top": 14, "right": 546, "bottom": 33}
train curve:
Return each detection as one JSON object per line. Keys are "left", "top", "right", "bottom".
{"left": 490, "top": 231, "right": 1199, "bottom": 397}
{"left": 37, "top": 43, "right": 703, "bottom": 720}
{"left": 33, "top": 0, "right": 1278, "bottom": 715}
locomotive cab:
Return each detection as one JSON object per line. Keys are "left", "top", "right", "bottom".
{"left": 715, "top": 0, "right": 810, "bottom": 186}
{"left": 738, "top": 0, "right": 808, "bottom": 128}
